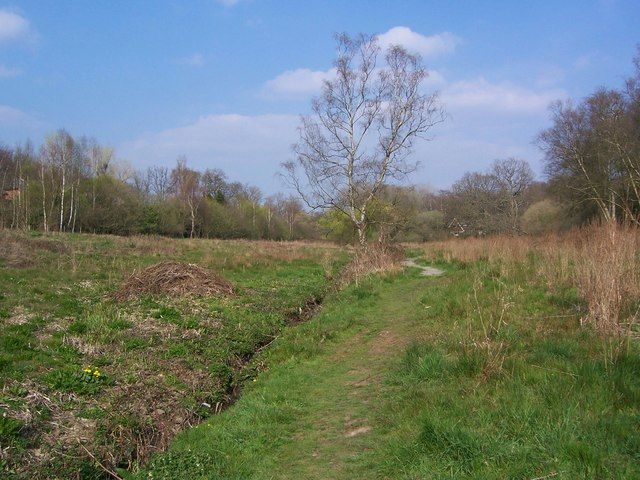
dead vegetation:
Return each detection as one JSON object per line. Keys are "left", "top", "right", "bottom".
{"left": 420, "top": 221, "right": 640, "bottom": 336}
{"left": 0, "top": 231, "right": 69, "bottom": 268}
{"left": 339, "top": 242, "right": 404, "bottom": 286}
{"left": 112, "top": 261, "right": 234, "bottom": 301}
{"left": 573, "top": 222, "right": 639, "bottom": 334}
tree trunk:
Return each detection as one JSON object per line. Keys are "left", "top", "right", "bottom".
{"left": 357, "top": 223, "right": 367, "bottom": 247}
{"left": 189, "top": 199, "right": 196, "bottom": 239}
{"left": 67, "top": 183, "right": 74, "bottom": 230}
{"left": 59, "top": 165, "right": 66, "bottom": 232}
{"left": 41, "top": 163, "right": 48, "bottom": 233}
{"left": 71, "top": 178, "right": 79, "bottom": 233}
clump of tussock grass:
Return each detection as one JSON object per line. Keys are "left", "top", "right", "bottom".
{"left": 573, "top": 221, "right": 639, "bottom": 335}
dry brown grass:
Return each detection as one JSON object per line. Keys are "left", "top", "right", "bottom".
{"left": 573, "top": 222, "right": 639, "bottom": 334}
{"left": 418, "top": 222, "right": 640, "bottom": 336}
{"left": 112, "top": 261, "right": 234, "bottom": 301}
{"left": 340, "top": 242, "right": 404, "bottom": 286}
{"left": 0, "top": 230, "right": 70, "bottom": 269}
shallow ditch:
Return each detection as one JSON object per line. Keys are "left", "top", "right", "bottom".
{"left": 220, "top": 293, "right": 325, "bottom": 413}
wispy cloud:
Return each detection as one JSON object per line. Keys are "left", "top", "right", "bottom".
{"left": 120, "top": 113, "right": 298, "bottom": 191}
{"left": 442, "top": 77, "right": 565, "bottom": 114}
{"left": 423, "top": 69, "right": 447, "bottom": 88}
{"left": 377, "top": 27, "right": 461, "bottom": 57}
{"left": 0, "top": 9, "right": 33, "bottom": 44}
{"left": 0, "top": 104, "right": 43, "bottom": 127}
{"left": 215, "top": 0, "right": 244, "bottom": 7}
{"left": 262, "top": 67, "right": 336, "bottom": 99}
{"left": 177, "top": 53, "right": 205, "bottom": 68}
{"left": 261, "top": 26, "right": 457, "bottom": 99}
{"left": 0, "top": 64, "right": 21, "bottom": 78}
{"left": 262, "top": 64, "right": 445, "bottom": 100}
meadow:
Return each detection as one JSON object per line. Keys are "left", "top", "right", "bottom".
{"left": 138, "top": 223, "right": 639, "bottom": 480}
{"left": 1, "top": 223, "right": 639, "bottom": 479}
{"left": 0, "top": 231, "right": 346, "bottom": 478}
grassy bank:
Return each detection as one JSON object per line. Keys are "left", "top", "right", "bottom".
{"left": 0, "top": 231, "right": 346, "bottom": 478}
{"left": 137, "top": 242, "right": 639, "bottom": 479}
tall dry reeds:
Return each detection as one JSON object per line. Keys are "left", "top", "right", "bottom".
{"left": 573, "top": 221, "right": 639, "bottom": 334}
{"left": 419, "top": 222, "right": 640, "bottom": 336}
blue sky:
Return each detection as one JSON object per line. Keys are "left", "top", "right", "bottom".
{"left": 1, "top": 0, "right": 638, "bottom": 193}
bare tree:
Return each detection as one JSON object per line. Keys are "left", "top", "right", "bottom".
{"left": 279, "top": 195, "right": 304, "bottom": 239}
{"left": 202, "top": 168, "right": 228, "bottom": 202}
{"left": 283, "top": 33, "right": 444, "bottom": 245}
{"left": 243, "top": 185, "right": 262, "bottom": 231}
{"left": 42, "top": 130, "right": 75, "bottom": 232}
{"left": 538, "top": 68, "right": 640, "bottom": 224}
{"left": 491, "top": 158, "right": 534, "bottom": 232}
{"left": 446, "top": 171, "right": 503, "bottom": 235}
{"left": 171, "top": 157, "right": 202, "bottom": 238}
{"left": 147, "top": 166, "right": 172, "bottom": 201}
{"left": 88, "top": 140, "right": 114, "bottom": 212}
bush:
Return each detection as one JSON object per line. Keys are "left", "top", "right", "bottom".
{"left": 521, "top": 200, "right": 564, "bottom": 234}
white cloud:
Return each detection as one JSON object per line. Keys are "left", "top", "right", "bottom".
{"left": 0, "top": 104, "right": 41, "bottom": 127}
{"left": 0, "top": 9, "right": 32, "bottom": 43}
{"left": 262, "top": 67, "right": 336, "bottom": 98}
{"left": 442, "top": 77, "right": 565, "bottom": 114}
{"left": 423, "top": 69, "right": 447, "bottom": 88}
{"left": 377, "top": 27, "right": 461, "bottom": 57}
{"left": 178, "top": 53, "right": 205, "bottom": 68}
{"left": 120, "top": 113, "right": 299, "bottom": 191}
{"left": 260, "top": 28, "right": 457, "bottom": 99}
{"left": 0, "top": 64, "right": 21, "bottom": 78}
{"left": 263, "top": 65, "right": 444, "bottom": 99}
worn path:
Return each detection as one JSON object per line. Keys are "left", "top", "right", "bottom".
{"left": 139, "top": 267, "right": 442, "bottom": 479}
{"left": 401, "top": 257, "right": 444, "bottom": 276}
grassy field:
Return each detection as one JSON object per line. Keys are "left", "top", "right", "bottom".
{"left": 0, "top": 231, "right": 346, "bottom": 478}
{"left": 135, "top": 230, "right": 639, "bottom": 480}
{"left": 2, "top": 227, "right": 639, "bottom": 479}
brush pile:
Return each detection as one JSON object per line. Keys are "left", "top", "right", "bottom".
{"left": 113, "top": 261, "right": 234, "bottom": 301}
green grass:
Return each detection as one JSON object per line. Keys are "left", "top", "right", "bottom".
{"left": 135, "top": 256, "right": 639, "bottom": 480}
{"left": 2, "top": 230, "right": 638, "bottom": 479}
{"left": 0, "top": 231, "right": 346, "bottom": 479}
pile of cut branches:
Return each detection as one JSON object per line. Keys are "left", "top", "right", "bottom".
{"left": 113, "top": 261, "right": 234, "bottom": 301}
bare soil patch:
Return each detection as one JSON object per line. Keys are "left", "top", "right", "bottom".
{"left": 401, "top": 258, "right": 444, "bottom": 276}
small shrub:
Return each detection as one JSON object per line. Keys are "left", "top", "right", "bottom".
{"left": 521, "top": 200, "right": 564, "bottom": 234}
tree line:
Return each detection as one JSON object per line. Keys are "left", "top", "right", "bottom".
{"left": 0, "top": 133, "right": 314, "bottom": 240}
{"left": 2, "top": 41, "right": 638, "bottom": 243}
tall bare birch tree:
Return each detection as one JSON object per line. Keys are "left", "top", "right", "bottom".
{"left": 283, "top": 33, "right": 444, "bottom": 245}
